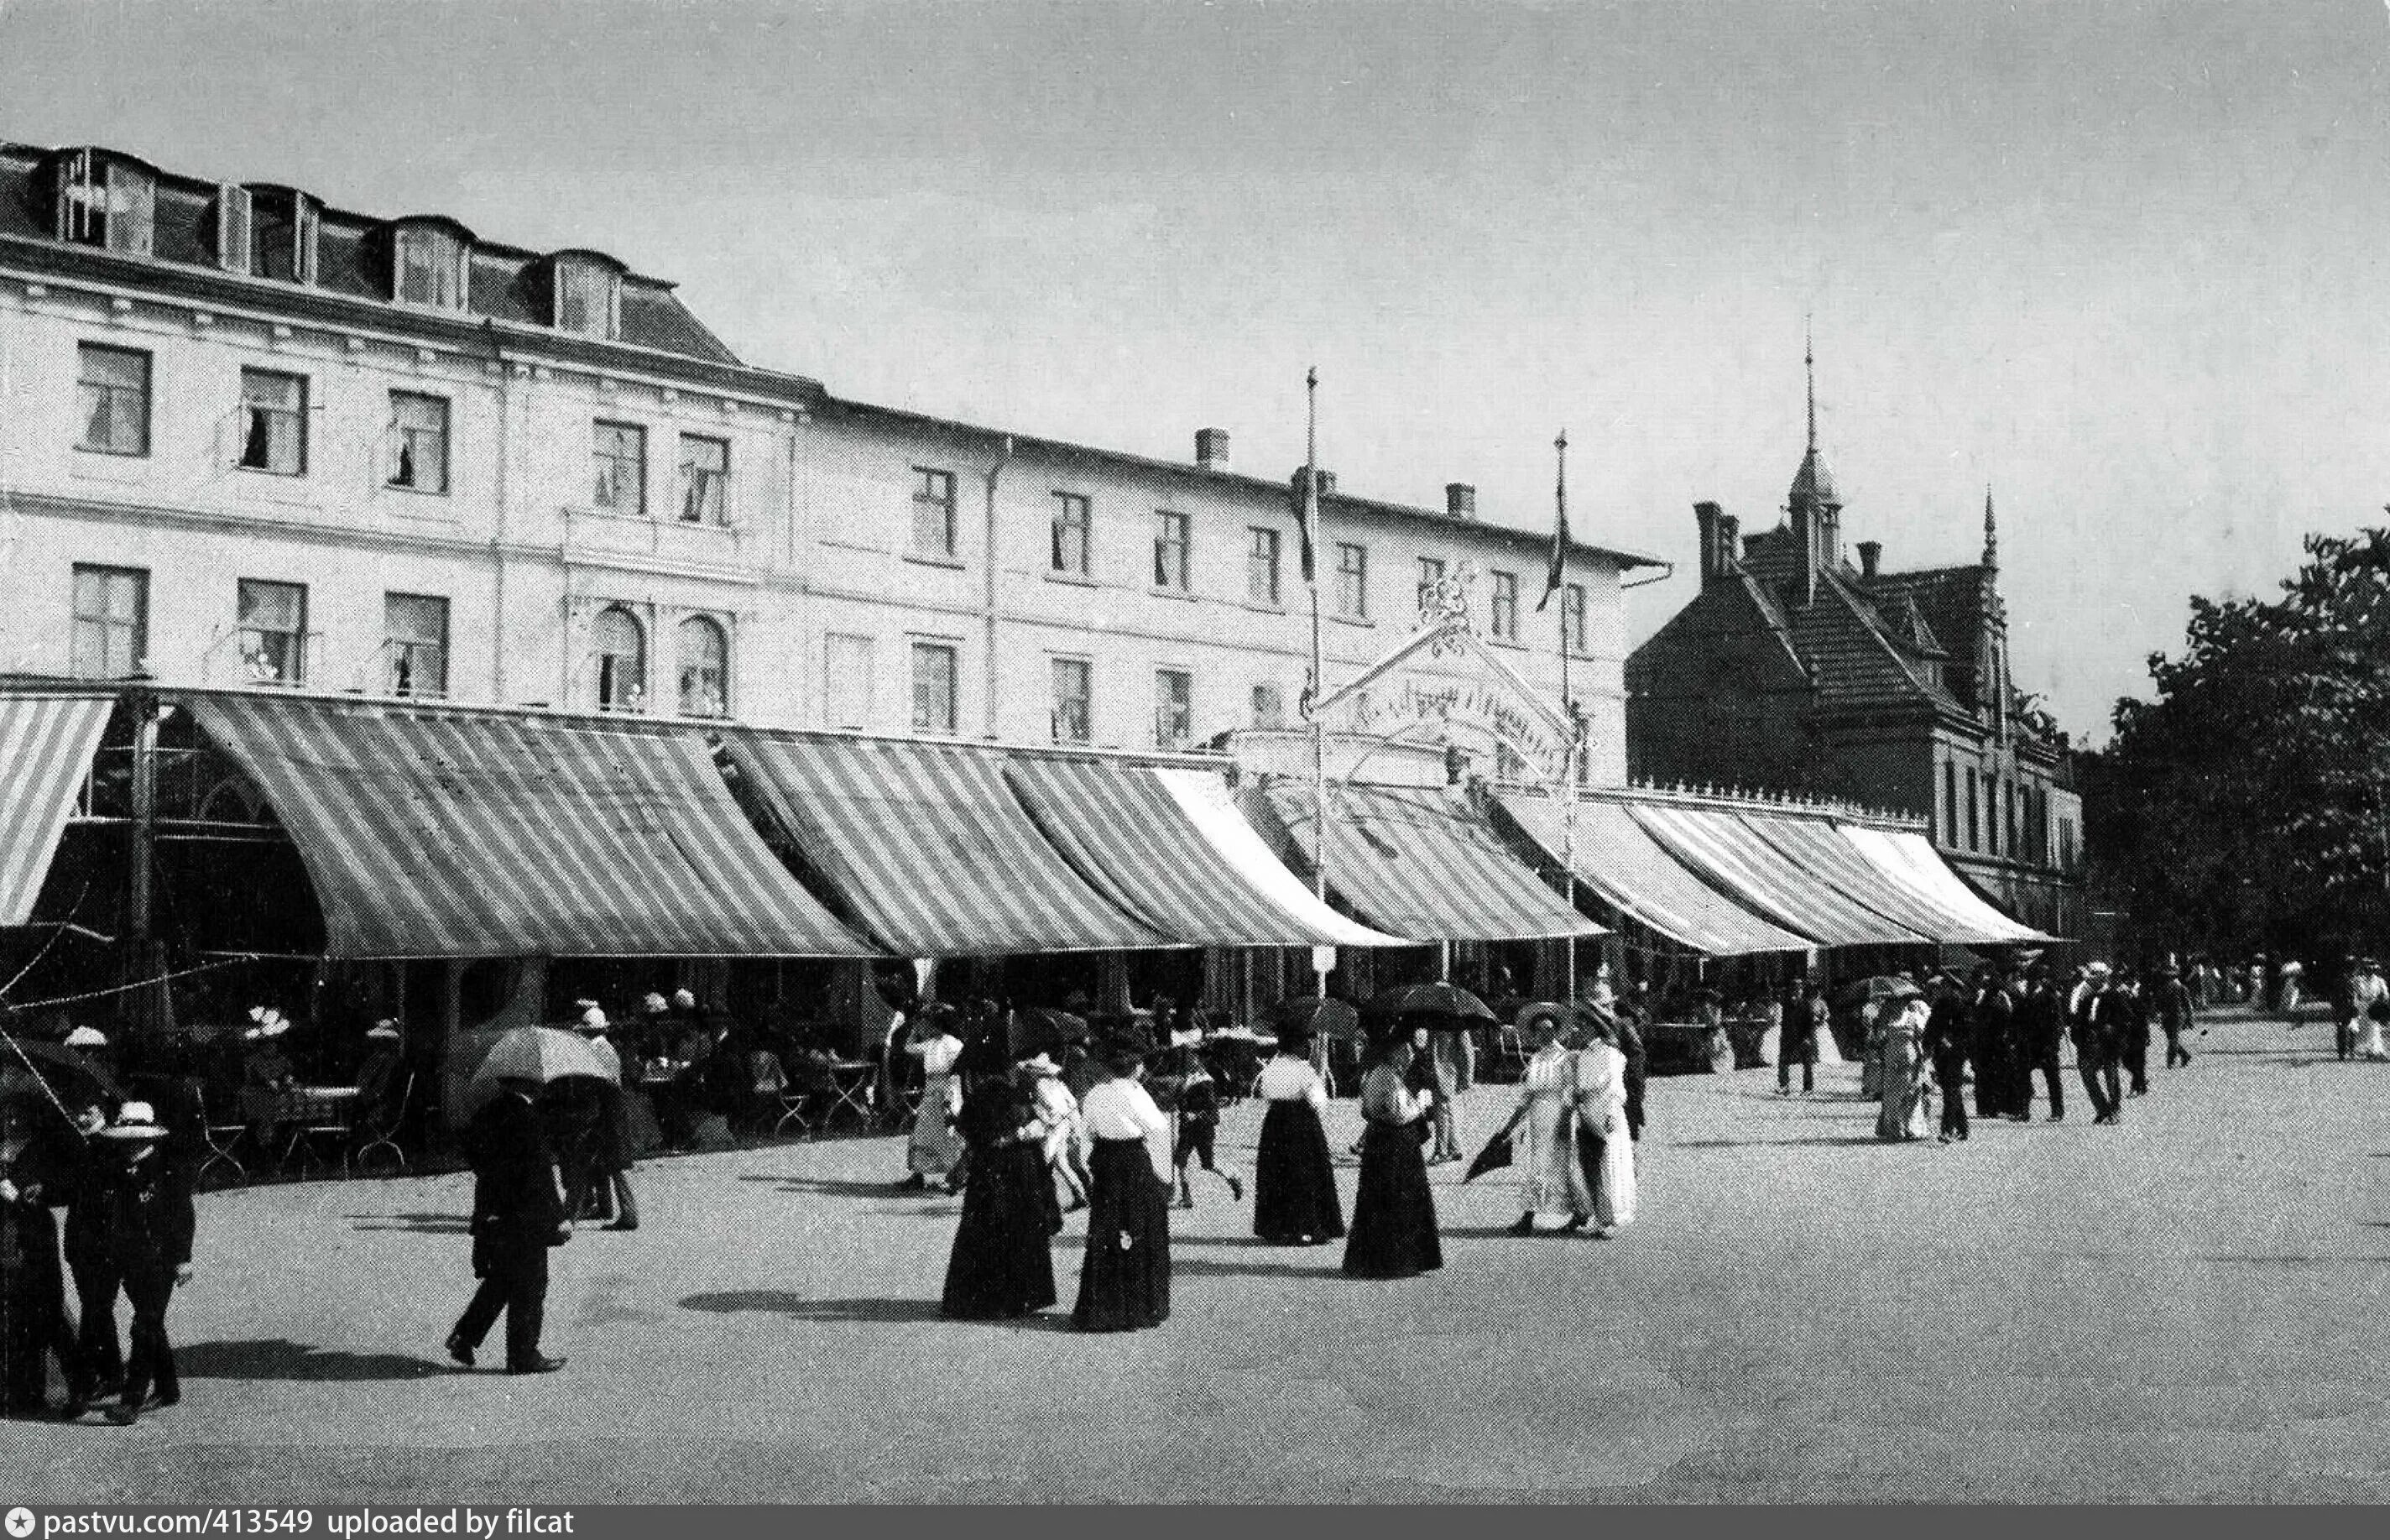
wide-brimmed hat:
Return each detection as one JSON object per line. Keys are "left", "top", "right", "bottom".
{"left": 641, "top": 992, "right": 671, "bottom": 1015}
{"left": 63, "top": 1025, "right": 108, "bottom": 1048}
{"left": 366, "top": 1021, "right": 402, "bottom": 1041}
{"left": 97, "top": 1100, "right": 168, "bottom": 1141}
{"left": 2086, "top": 961, "right": 2113, "bottom": 979}
{"left": 671, "top": 989, "right": 697, "bottom": 1010}
{"left": 1017, "top": 1051, "right": 1060, "bottom": 1075}
{"left": 575, "top": 1005, "right": 610, "bottom": 1034}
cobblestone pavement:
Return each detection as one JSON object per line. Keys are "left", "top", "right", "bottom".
{"left": 8, "top": 1007, "right": 2387, "bottom": 1502}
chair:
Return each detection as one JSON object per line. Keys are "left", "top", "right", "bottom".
{"left": 196, "top": 1083, "right": 247, "bottom": 1187}
{"left": 777, "top": 1054, "right": 838, "bottom": 1139}
{"left": 1488, "top": 1023, "right": 1532, "bottom": 1083}
{"left": 282, "top": 1088, "right": 358, "bottom": 1177}
{"left": 823, "top": 1062, "right": 877, "bottom": 1131}
{"left": 352, "top": 1071, "right": 413, "bottom": 1176}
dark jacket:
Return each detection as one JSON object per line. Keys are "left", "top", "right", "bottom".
{"left": 76, "top": 1145, "right": 192, "bottom": 1276}
{"left": 465, "top": 1091, "right": 561, "bottom": 1271}
{"left": 1923, "top": 996, "right": 1972, "bottom": 1079}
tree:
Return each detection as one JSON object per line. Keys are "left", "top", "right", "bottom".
{"left": 2089, "top": 527, "right": 2390, "bottom": 958}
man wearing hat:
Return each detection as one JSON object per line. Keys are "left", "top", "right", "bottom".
{"left": 2018, "top": 962, "right": 2068, "bottom": 1120}
{"left": 569, "top": 1007, "right": 637, "bottom": 1231}
{"left": 1970, "top": 965, "right": 2020, "bottom": 1121}
{"left": 82, "top": 1101, "right": 192, "bottom": 1424}
{"left": 2153, "top": 963, "right": 2196, "bottom": 1070}
{"left": 2075, "top": 964, "right": 2126, "bottom": 1125}
{"left": 356, "top": 1021, "right": 406, "bottom": 1125}
{"left": 1920, "top": 974, "right": 1971, "bottom": 1142}
{"left": 446, "top": 1075, "right": 568, "bottom": 1375}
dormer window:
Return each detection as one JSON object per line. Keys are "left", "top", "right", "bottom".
{"left": 51, "top": 149, "right": 154, "bottom": 256}
{"left": 551, "top": 253, "right": 623, "bottom": 339}
{"left": 247, "top": 187, "right": 320, "bottom": 285}
{"left": 212, "top": 185, "right": 252, "bottom": 274}
{"left": 391, "top": 221, "right": 469, "bottom": 311}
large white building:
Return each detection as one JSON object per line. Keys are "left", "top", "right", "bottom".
{"left": 0, "top": 141, "right": 1651, "bottom": 774}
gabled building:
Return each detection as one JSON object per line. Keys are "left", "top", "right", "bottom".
{"left": 1625, "top": 344, "right": 2083, "bottom": 937}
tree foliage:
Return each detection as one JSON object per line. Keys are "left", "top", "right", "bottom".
{"left": 2087, "top": 527, "right": 2390, "bottom": 956}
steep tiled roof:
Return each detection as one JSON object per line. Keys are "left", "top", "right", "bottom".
{"left": 1858, "top": 566, "right": 1989, "bottom": 672}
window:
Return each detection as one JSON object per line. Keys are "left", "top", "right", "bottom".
{"left": 911, "top": 641, "right": 958, "bottom": 733}
{"left": 249, "top": 189, "right": 319, "bottom": 285}
{"left": 1051, "top": 658, "right": 1092, "bottom": 744}
{"left": 236, "top": 579, "right": 307, "bottom": 685}
{"left": 553, "top": 255, "right": 621, "bottom": 339}
{"left": 394, "top": 224, "right": 467, "bottom": 310}
{"left": 1944, "top": 762, "right": 1959, "bottom": 847}
{"left": 384, "top": 593, "right": 449, "bottom": 697}
{"left": 678, "top": 435, "right": 728, "bottom": 525}
{"left": 388, "top": 392, "right": 449, "bottom": 493}
{"left": 1563, "top": 583, "right": 1588, "bottom": 655}
{"left": 911, "top": 467, "right": 958, "bottom": 557}
{"left": 594, "top": 607, "right": 645, "bottom": 712}
{"left": 1154, "top": 510, "right": 1190, "bottom": 591}
{"left": 1490, "top": 571, "right": 1519, "bottom": 641}
{"left": 825, "top": 634, "right": 874, "bottom": 729}
{"left": 1336, "top": 542, "right": 1368, "bottom": 619}
{"left": 1251, "top": 682, "right": 1285, "bottom": 729}
{"left": 212, "top": 185, "right": 252, "bottom": 274}
{"left": 237, "top": 369, "right": 307, "bottom": 475}
{"left": 1966, "top": 768, "right": 1980, "bottom": 852}
{"left": 1417, "top": 556, "right": 1446, "bottom": 613}
{"left": 1247, "top": 527, "right": 1282, "bottom": 606}
{"left": 1051, "top": 492, "right": 1091, "bottom": 576}
{"left": 55, "top": 151, "right": 154, "bottom": 255}
{"left": 70, "top": 565, "right": 147, "bottom": 679}
{"left": 76, "top": 344, "right": 149, "bottom": 457}
{"left": 676, "top": 615, "right": 728, "bottom": 718}
{"left": 592, "top": 421, "right": 645, "bottom": 514}
{"left": 1155, "top": 669, "right": 1192, "bottom": 750}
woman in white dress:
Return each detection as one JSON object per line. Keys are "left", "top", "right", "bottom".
{"left": 1505, "top": 1018, "right": 1590, "bottom": 1236}
{"left": 900, "top": 1004, "right": 966, "bottom": 1193}
{"left": 1571, "top": 1015, "right": 1636, "bottom": 1236}
{"left": 1875, "top": 994, "right": 1933, "bottom": 1141}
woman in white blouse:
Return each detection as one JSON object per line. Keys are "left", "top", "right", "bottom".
{"left": 1571, "top": 1014, "right": 1637, "bottom": 1237}
{"left": 1250, "top": 1027, "right": 1344, "bottom": 1245}
{"left": 900, "top": 1004, "right": 967, "bottom": 1194}
{"left": 1341, "top": 1035, "right": 1443, "bottom": 1280}
{"left": 1071, "top": 1032, "right": 1173, "bottom": 1333}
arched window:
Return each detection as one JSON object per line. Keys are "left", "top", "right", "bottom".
{"left": 676, "top": 615, "right": 728, "bottom": 718}
{"left": 594, "top": 607, "right": 645, "bottom": 713}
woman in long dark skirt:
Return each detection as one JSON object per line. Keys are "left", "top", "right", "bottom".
{"left": 1342, "top": 1036, "right": 1443, "bottom": 1281}
{"left": 1252, "top": 1027, "right": 1343, "bottom": 1245}
{"left": 1, "top": 1096, "right": 86, "bottom": 1417}
{"left": 1072, "top": 1034, "right": 1172, "bottom": 1333}
{"left": 940, "top": 1068, "right": 1057, "bottom": 1321}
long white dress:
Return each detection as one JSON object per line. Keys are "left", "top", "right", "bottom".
{"left": 1573, "top": 1041, "right": 1636, "bottom": 1229}
{"left": 906, "top": 1031, "right": 966, "bottom": 1177}
{"left": 1514, "top": 1043, "right": 1590, "bottom": 1219}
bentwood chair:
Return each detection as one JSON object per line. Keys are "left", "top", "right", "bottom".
{"left": 196, "top": 1084, "right": 248, "bottom": 1188}
{"left": 352, "top": 1071, "right": 414, "bottom": 1176}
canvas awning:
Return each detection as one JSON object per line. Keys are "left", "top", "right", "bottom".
{"left": 0, "top": 693, "right": 112, "bottom": 927}
{"left": 721, "top": 731, "right": 1167, "bottom": 956}
{"left": 183, "top": 693, "right": 875, "bottom": 959}
{"left": 1738, "top": 811, "right": 2014, "bottom": 946}
{"left": 1495, "top": 794, "right": 1810, "bottom": 956}
{"left": 1840, "top": 825, "right": 2053, "bottom": 942}
{"left": 1249, "top": 780, "right": 1604, "bottom": 942}
{"left": 1627, "top": 802, "right": 1933, "bottom": 947}
{"left": 1002, "top": 757, "right": 1406, "bottom": 948}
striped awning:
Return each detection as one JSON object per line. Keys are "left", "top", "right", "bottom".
{"left": 1001, "top": 757, "right": 1406, "bottom": 948}
{"left": 1841, "top": 826, "right": 2053, "bottom": 942}
{"left": 0, "top": 694, "right": 111, "bottom": 927}
{"left": 1495, "top": 794, "right": 1809, "bottom": 956}
{"left": 1628, "top": 803, "right": 1932, "bottom": 947}
{"left": 722, "top": 732, "right": 1167, "bottom": 956}
{"left": 1738, "top": 811, "right": 2010, "bottom": 945}
{"left": 183, "top": 693, "right": 875, "bottom": 959}
{"left": 1249, "top": 780, "right": 1604, "bottom": 942}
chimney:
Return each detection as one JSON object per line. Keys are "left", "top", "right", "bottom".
{"left": 1857, "top": 540, "right": 1881, "bottom": 579}
{"left": 1194, "top": 428, "right": 1230, "bottom": 472}
{"left": 1315, "top": 469, "right": 1335, "bottom": 496}
{"left": 1445, "top": 483, "right": 1476, "bottom": 519}
{"left": 1694, "top": 501, "right": 1723, "bottom": 586}
{"left": 1719, "top": 513, "right": 1740, "bottom": 570}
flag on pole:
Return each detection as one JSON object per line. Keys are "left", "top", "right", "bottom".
{"left": 1294, "top": 367, "right": 1320, "bottom": 585}
{"left": 1537, "top": 428, "right": 1569, "bottom": 610}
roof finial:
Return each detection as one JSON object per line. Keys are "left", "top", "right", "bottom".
{"left": 1804, "top": 315, "right": 1818, "bottom": 453}
{"left": 1982, "top": 482, "right": 1998, "bottom": 570}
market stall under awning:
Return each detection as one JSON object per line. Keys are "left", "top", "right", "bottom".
{"left": 1247, "top": 780, "right": 1605, "bottom": 942}
{"left": 721, "top": 730, "right": 1169, "bottom": 956}
{"left": 1627, "top": 802, "right": 1932, "bottom": 947}
{"left": 0, "top": 692, "right": 112, "bottom": 927}
{"left": 1494, "top": 793, "right": 1810, "bottom": 956}
{"left": 182, "top": 692, "right": 876, "bottom": 959}
{"left": 1001, "top": 756, "right": 1406, "bottom": 948}
{"left": 1839, "top": 825, "right": 2053, "bottom": 942}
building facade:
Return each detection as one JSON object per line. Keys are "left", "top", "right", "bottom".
{"left": 0, "top": 142, "right": 1652, "bottom": 780}
{"left": 1624, "top": 350, "right": 2084, "bottom": 937}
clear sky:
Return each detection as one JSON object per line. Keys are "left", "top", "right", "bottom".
{"left": 5, "top": 0, "right": 2386, "bottom": 741}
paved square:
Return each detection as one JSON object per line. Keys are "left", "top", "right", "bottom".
{"left": 8, "top": 1010, "right": 2387, "bottom": 1502}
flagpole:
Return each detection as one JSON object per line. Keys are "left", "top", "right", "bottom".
{"left": 1305, "top": 368, "right": 1330, "bottom": 1003}
{"left": 1554, "top": 430, "right": 1579, "bottom": 1009}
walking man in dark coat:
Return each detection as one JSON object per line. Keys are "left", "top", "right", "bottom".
{"left": 1776, "top": 978, "right": 1818, "bottom": 1096}
{"left": 2020, "top": 963, "right": 2067, "bottom": 1120}
{"left": 446, "top": 1078, "right": 567, "bottom": 1375}
{"left": 2076, "top": 963, "right": 2126, "bottom": 1125}
{"left": 81, "top": 1102, "right": 192, "bottom": 1425}
{"left": 1970, "top": 968, "right": 2019, "bottom": 1120}
{"left": 1921, "top": 974, "right": 1971, "bottom": 1143}
{"left": 2116, "top": 969, "right": 2153, "bottom": 1096}
{"left": 2154, "top": 964, "right": 2196, "bottom": 1068}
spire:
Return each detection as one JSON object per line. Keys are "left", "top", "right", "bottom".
{"left": 1982, "top": 483, "right": 1998, "bottom": 571}
{"left": 1804, "top": 315, "right": 1817, "bottom": 453}
{"left": 1787, "top": 319, "right": 1838, "bottom": 509}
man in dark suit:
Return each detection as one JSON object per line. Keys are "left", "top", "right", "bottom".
{"left": 446, "top": 1078, "right": 566, "bottom": 1375}
{"left": 2153, "top": 964, "right": 2197, "bottom": 1069}
{"left": 2076, "top": 963, "right": 2126, "bottom": 1125}
{"left": 1921, "top": 974, "right": 1971, "bottom": 1142}
{"left": 1970, "top": 967, "right": 2021, "bottom": 1120}
{"left": 81, "top": 1101, "right": 193, "bottom": 1425}
{"left": 2020, "top": 963, "right": 2067, "bottom": 1120}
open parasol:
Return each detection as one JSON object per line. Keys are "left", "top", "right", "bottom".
{"left": 1270, "top": 996, "right": 1361, "bottom": 1042}
{"left": 1359, "top": 982, "right": 1498, "bottom": 1031}
{"left": 1010, "top": 1006, "right": 1090, "bottom": 1060}
{"left": 0, "top": 1036, "right": 123, "bottom": 1105}
{"left": 462, "top": 1026, "right": 616, "bottom": 1111}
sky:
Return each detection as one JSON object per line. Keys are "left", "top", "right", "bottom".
{"left": 4, "top": 0, "right": 2387, "bottom": 742}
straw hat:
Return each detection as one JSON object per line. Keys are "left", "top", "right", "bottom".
{"left": 641, "top": 992, "right": 670, "bottom": 1015}
{"left": 1018, "top": 1051, "right": 1060, "bottom": 1075}
{"left": 365, "top": 1021, "right": 402, "bottom": 1042}
{"left": 671, "top": 989, "right": 697, "bottom": 1010}
{"left": 2086, "top": 961, "right": 2113, "bottom": 979}
{"left": 63, "top": 1025, "right": 108, "bottom": 1048}
{"left": 576, "top": 1005, "right": 610, "bottom": 1034}
{"left": 97, "top": 1100, "right": 168, "bottom": 1141}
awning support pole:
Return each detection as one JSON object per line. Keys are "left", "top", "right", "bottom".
{"left": 1302, "top": 368, "right": 1330, "bottom": 1001}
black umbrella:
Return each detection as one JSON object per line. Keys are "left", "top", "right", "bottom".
{"left": 1269, "top": 996, "right": 1361, "bottom": 1042}
{"left": 1010, "top": 1006, "right": 1089, "bottom": 1059}
{"left": 0, "top": 1036, "right": 123, "bottom": 1104}
{"left": 1359, "top": 982, "right": 1498, "bottom": 1030}
{"left": 1463, "top": 1106, "right": 1526, "bottom": 1182}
